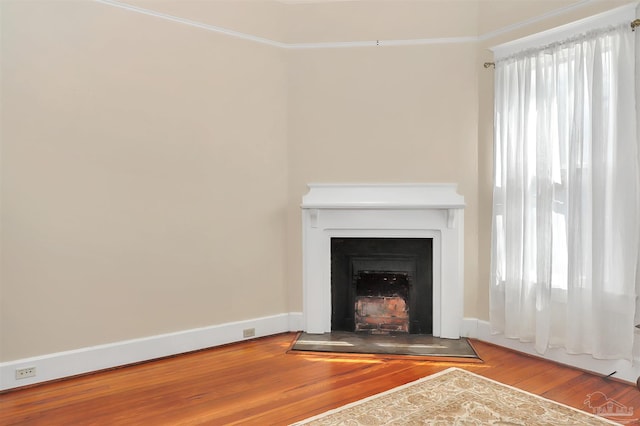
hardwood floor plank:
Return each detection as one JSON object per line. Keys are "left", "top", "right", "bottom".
{"left": 1, "top": 333, "right": 639, "bottom": 425}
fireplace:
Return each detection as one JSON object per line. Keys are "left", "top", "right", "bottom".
{"left": 301, "top": 183, "right": 465, "bottom": 339}
{"left": 331, "top": 237, "right": 433, "bottom": 334}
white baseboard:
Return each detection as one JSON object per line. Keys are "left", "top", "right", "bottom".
{"left": 0, "top": 312, "right": 304, "bottom": 391}
{"left": 3, "top": 314, "right": 637, "bottom": 391}
{"left": 463, "top": 318, "right": 640, "bottom": 385}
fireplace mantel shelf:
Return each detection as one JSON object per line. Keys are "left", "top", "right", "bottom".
{"left": 301, "top": 183, "right": 465, "bottom": 210}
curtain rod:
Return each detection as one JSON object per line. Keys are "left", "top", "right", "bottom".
{"left": 484, "top": 18, "right": 640, "bottom": 69}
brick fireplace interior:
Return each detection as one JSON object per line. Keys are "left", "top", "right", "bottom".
{"left": 331, "top": 237, "right": 433, "bottom": 335}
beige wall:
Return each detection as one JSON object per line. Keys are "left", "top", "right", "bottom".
{"left": 284, "top": 0, "right": 633, "bottom": 323}
{"left": 285, "top": 44, "right": 481, "bottom": 317}
{"left": 281, "top": 0, "right": 479, "bottom": 42}
{"left": 283, "top": 0, "right": 483, "bottom": 321}
{"left": 1, "top": 0, "right": 634, "bottom": 362}
{"left": 0, "top": 0, "right": 288, "bottom": 361}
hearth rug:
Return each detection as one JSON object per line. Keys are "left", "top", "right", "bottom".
{"left": 291, "top": 367, "right": 619, "bottom": 425}
{"left": 290, "top": 331, "right": 480, "bottom": 361}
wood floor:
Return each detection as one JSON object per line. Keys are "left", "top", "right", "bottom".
{"left": 2, "top": 333, "right": 640, "bottom": 425}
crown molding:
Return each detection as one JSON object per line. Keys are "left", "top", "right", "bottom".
{"left": 491, "top": 2, "right": 638, "bottom": 59}
{"left": 94, "top": 0, "right": 288, "bottom": 48}
{"left": 477, "top": 0, "right": 598, "bottom": 42}
{"left": 96, "top": 0, "right": 612, "bottom": 49}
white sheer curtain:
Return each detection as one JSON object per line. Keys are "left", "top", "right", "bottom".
{"left": 490, "top": 19, "right": 639, "bottom": 359}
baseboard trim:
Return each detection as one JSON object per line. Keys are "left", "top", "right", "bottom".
{"left": 3, "top": 315, "right": 637, "bottom": 391}
{"left": 0, "top": 312, "right": 304, "bottom": 391}
{"left": 462, "top": 318, "right": 640, "bottom": 385}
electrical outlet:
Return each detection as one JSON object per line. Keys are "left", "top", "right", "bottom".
{"left": 16, "top": 367, "right": 36, "bottom": 380}
{"left": 243, "top": 328, "right": 255, "bottom": 338}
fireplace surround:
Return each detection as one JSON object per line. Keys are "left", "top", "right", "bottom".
{"left": 301, "top": 183, "right": 465, "bottom": 339}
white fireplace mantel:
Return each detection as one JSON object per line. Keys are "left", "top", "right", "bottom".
{"left": 301, "top": 183, "right": 465, "bottom": 339}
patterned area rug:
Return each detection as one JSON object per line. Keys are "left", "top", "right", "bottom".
{"left": 291, "top": 367, "right": 618, "bottom": 425}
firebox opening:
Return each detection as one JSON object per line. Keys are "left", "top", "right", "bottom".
{"left": 331, "top": 238, "right": 433, "bottom": 335}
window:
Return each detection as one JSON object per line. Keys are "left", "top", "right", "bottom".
{"left": 490, "top": 4, "right": 638, "bottom": 359}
